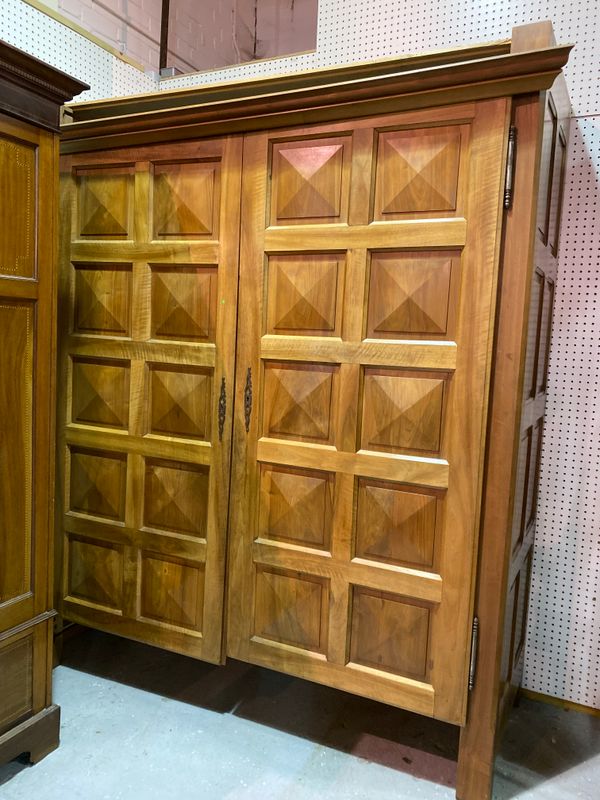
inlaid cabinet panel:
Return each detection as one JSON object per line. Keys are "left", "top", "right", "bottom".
{"left": 0, "top": 303, "right": 33, "bottom": 608}
{"left": 0, "top": 133, "right": 36, "bottom": 279}
{"left": 228, "top": 99, "right": 510, "bottom": 724}
{"left": 58, "top": 138, "right": 242, "bottom": 662}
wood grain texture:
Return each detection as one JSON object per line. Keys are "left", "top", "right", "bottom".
{"left": 0, "top": 56, "right": 71, "bottom": 762}
{"left": 57, "top": 138, "right": 243, "bottom": 663}
{"left": 457, "top": 64, "right": 570, "bottom": 800}
{"left": 227, "top": 99, "right": 509, "bottom": 726}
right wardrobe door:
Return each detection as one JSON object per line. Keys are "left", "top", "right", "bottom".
{"left": 227, "top": 99, "right": 510, "bottom": 725}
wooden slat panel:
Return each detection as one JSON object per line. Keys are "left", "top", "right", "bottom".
{"left": 264, "top": 219, "right": 467, "bottom": 251}
{"left": 261, "top": 336, "right": 457, "bottom": 370}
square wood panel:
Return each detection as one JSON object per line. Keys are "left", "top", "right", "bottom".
{"left": 71, "top": 356, "right": 130, "bottom": 429}
{"left": 144, "top": 458, "right": 209, "bottom": 539}
{"left": 350, "top": 588, "right": 430, "bottom": 679}
{"left": 254, "top": 567, "right": 329, "bottom": 653}
{"left": 270, "top": 136, "right": 350, "bottom": 225}
{"left": 67, "top": 535, "right": 123, "bottom": 610}
{"left": 361, "top": 368, "right": 446, "bottom": 454}
{"left": 73, "top": 262, "right": 132, "bottom": 337}
{"left": 355, "top": 479, "right": 439, "bottom": 569}
{"left": 265, "top": 253, "right": 344, "bottom": 336}
{"left": 0, "top": 635, "right": 33, "bottom": 735}
{"left": 0, "top": 135, "right": 36, "bottom": 278}
{"left": 140, "top": 553, "right": 204, "bottom": 630}
{"left": 76, "top": 166, "right": 133, "bottom": 238}
{"left": 152, "top": 160, "right": 220, "bottom": 238}
{"left": 69, "top": 447, "right": 127, "bottom": 522}
{"left": 151, "top": 264, "right": 217, "bottom": 342}
{"left": 263, "top": 361, "right": 338, "bottom": 444}
{"left": 374, "top": 126, "right": 462, "bottom": 218}
{"left": 366, "top": 250, "right": 459, "bottom": 338}
{"left": 259, "top": 465, "right": 333, "bottom": 550}
{"left": 148, "top": 364, "right": 213, "bottom": 441}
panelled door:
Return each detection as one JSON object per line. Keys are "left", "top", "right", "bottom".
{"left": 57, "top": 138, "right": 242, "bottom": 662}
{"left": 227, "top": 100, "right": 509, "bottom": 724}
{"left": 500, "top": 90, "right": 568, "bottom": 698}
{"left": 0, "top": 112, "right": 55, "bottom": 634}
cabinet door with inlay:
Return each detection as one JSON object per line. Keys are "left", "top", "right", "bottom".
{"left": 227, "top": 100, "right": 509, "bottom": 724}
{"left": 0, "top": 112, "right": 55, "bottom": 636}
{"left": 57, "top": 139, "right": 242, "bottom": 662}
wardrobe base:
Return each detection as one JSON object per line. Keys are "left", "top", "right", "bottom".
{"left": 0, "top": 705, "right": 60, "bottom": 767}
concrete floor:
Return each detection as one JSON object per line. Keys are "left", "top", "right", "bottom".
{"left": 0, "top": 629, "right": 598, "bottom": 799}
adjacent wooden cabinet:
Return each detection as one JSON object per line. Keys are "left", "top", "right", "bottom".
{"left": 0, "top": 42, "right": 86, "bottom": 766}
{"left": 56, "top": 22, "right": 571, "bottom": 800}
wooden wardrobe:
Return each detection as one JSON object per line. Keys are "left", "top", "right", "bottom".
{"left": 0, "top": 41, "right": 86, "bottom": 766}
{"left": 55, "top": 21, "right": 571, "bottom": 800}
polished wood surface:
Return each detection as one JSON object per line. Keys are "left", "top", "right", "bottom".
{"left": 54, "top": 22, "right": 571, "bottom": 800}
{"left": 57, "top": 138, "right": 242, "bottom": 663}
{"left": 456, "top": 64, "right": 571, "bottom": 800}
{"left": 226, "top": 99, "right": 509, "bottom": 726}
{"left": 0, "top": 41, "right": 84, "bottom": 766}
{"left": 60, "top": 43, "right": 570, "bottom": 153}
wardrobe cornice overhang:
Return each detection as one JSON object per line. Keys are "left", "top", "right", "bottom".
{"left": 60, "top": 43, "right": 572, "bottom": 153}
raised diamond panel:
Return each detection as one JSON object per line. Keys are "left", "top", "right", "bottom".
{"left": 367, "top": 250, "right": 458, "bottom": 338}
{"left": 67, "top": 535, "right": 123, "bottom": 610}
{"left": 149, "top": 365, "right": 213, "bottom": 440}
{"left": 259, "top": 465, "right": 333, "bottom": 550}
{"left": 263, "top": 361, "right": 337, "bottom": 444}
{"left": 140, "top": 553, "right": 204, "bottom": 630}
{"left": 375, "top": 126, "right": 462, "bottom": 217}
{"left": 151, "top": 264, "right": 217, "bottom": 342}
{"left": 69, "top": 447, "right": 127, "bottom": 522}
{"left": 350, "top": 587, "right": 430, "bottom": 679}
{"left": 355, "top": 479, "right": 439, "bottom": 569}
{"left": 73, "top": 262, "right": 132, "bottom": 337}
{"left": 144, "top": 458, "right": 209, "bottom": 539}
{"left": 77, "top": 166, "right": 133, "bottom": 238}
{"left": 153, "top": 160, "right": 219, "bottom": 238}
{"left": 271, "top": 137, "right": 349, "bottom": 224}
{"left": 71, "top": 356, "right": 130, "bottom": 429}
{"left": 254, "top": 567, "right": 328, "bottom": 653}
{"left": 361, "top": 369, "right": 446, "bottom": 454}
{"left": 266, "top": 253, "right": 343, "bottom": 336}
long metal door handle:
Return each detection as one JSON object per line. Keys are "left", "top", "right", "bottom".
{"left": 218, "top": 377, "right": 226, "bottom": 442}
{"left": 244, "top": 367, "right": 252, "bottom": 433}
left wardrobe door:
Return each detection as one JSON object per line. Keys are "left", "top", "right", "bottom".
{"left": 57, "top": 138, "right": 242, "bottom": 662}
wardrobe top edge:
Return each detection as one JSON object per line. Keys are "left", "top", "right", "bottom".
{"left": 0, "top": 38, "right": 88, "bottom": 104}
{"left": 65, "top": 38, "right": 512, "bottom": 119}
{"left": 59, "top": 41, "right": 573, "bottom": 151}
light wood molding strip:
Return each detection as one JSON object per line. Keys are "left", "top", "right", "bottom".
{"left": 61, "top": 45, "right": 571, "bottom": 151}
{"left": 256, "top": 439, "right": 449, "bottom": 488}
{"left": 261, "top": 337, "right": 458, "bottom": 370}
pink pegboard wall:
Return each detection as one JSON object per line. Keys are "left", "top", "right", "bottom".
{"left": 524, "top": 117, "right": 600, "bottom": 708}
